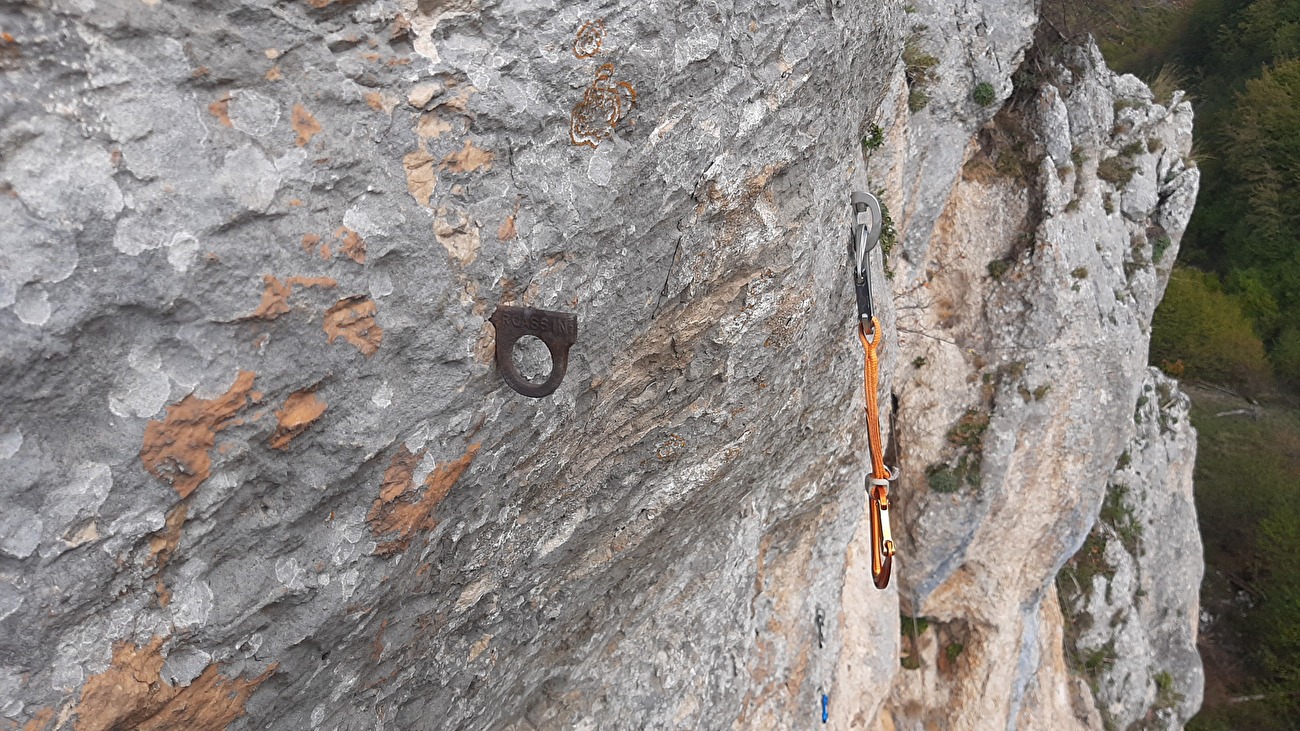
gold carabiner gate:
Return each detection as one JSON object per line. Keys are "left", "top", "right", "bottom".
{"left": 869, "top": 480, "right": 894, "bottom": 589}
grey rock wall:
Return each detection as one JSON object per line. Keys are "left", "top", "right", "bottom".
{"left": 0, "top": 1, "right": 1202, "bottom": 730}
{"left": 2, "top": 1, "right": 902, "bottom": 729}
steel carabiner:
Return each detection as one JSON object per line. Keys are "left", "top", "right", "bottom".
{"left": 849, "top": 191, "right": 883, "bottom": 323}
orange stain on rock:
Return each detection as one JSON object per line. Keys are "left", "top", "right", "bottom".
{"left": 323, "top": 296, "right": 383, "bottom": 356}
{"left": 368, "top": 444, "right": 480, "bottom": 555}
{"left": 333, "top": 226, "right": 366, "bottom": 264}
{"left": 247, "top": 275, "right": 338, "bottom": 320}
{"left": 140, "top": 372, "right": 258, "bottom": 499}
{"left": 74, "top": 636, "right": 276, "bottom": 731}
{"left": 19, "top": 708, "right": 54, "bottom": 731}
{"left": 269, "top": 389, "right": 328, "bottom": 449}
{"left": 207, "top": 94, "right": 232, "bottom": 127}
{"left": 440, "top": 140, "right": 492, "bottom": 174}
{"left": 147, "top": 503, "right": 188, "bottom": 570}
{"left": 291, "top": 103, "right": 322, "bottom": 146}
{"left": 496, "top": 214, "right": 516, "bottom": 241}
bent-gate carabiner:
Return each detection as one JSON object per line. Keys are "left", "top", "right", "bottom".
{"left": 869, "top": 474, "right": 895, "bottom": 590}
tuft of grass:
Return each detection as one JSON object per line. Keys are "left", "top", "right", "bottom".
{"left": 904, "top": 38, "right": 938, "bottom": 113}
{"left": 1100, "top": 483, "right": 1143, "bottom": 555}
{"left": 973, "top": 81, "right": 996, "bottom": 106}
{"left": 1148, "top": 63, "right": 1187, "bottom": 106}
{"left": 988, "top": 259, "right": 1011, "bottom": 280}
{"left": 912, "top": 356, "right": 927, "bottom": 368}
{"left": 1072, "top": 266, "right": 1089, "bottom": 279}
{"left": 909, "top": 88, "right": 930, "bottom": 112}
{"left": 1098, "top": 155, "right": 1136, "bottom": 187}
{"left": 874, "top": 189, "right": 898, "bottom": 279}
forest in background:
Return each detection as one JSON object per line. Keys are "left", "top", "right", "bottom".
{"left": 1043, "top": 1, "right": 1300, "bottom": 728}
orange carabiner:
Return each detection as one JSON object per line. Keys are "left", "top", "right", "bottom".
{"left": 869, "top": 480, "right": 894, "bottom": 589}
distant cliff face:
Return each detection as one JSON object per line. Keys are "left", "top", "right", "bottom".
{"left": 0, "top": 2, "right": 1198, "bottom": 730}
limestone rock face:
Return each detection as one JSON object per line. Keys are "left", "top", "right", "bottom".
{"left": 1058, "top": 369, "right": 1203, "bottom": 731}
{"left": 0, "top": 1, "right": 1200, "bottom": 730}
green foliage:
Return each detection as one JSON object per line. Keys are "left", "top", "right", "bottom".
{"left": 1100, "top": 483, "right": 1143, "bottom": 555}
{"left": 945, "top": 642, "right": 965, "bottom": 663}
{"left": 1189, "top": 388, "right": 1300, "bottom": 727}
{"left": 987, "top": 259, "right": 1011, "bottom": 280}
{"left": 973, "top": 81, "right": 997, "bottom": 106}
{"left": 1072, "top": 266, "right": 1089, "bottom": 279}
{"left": 912, "top": 356, "right": 927, "bottom": 368}
{"left": 949, "top": 409, "right": 990, "bottom": 449}
{"left": 874, "top": 190, "right": 897, "bottom": 279}
{"left": 1150, "top": 268, "right": 1272, "bottom": 390}
{"left": 926, "top": 464, "right": 961, "bottom": 493}
{"left": 862, "top": 123, "right": 885, "bottom": 151}
{"left": 1152, "top": 235, "right": 1172, "bottom": 264}
{"left": 900, "top": 614, "right": 931, "bottom": 636}
{"left": 1271, "top": 327, "right": 1300, "bottom": 386}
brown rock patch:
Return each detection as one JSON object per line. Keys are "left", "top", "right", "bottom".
{"left": 140, "top": 372, "right": 258, "bottom": 499}
{"left": 147, "top": 503, "right": 188, "bottom": 570}
{"left": 19, "top": 708, "right": 54, "bottom": 731}
{"left": 440, "top": 140, "right": 492, "bottom": 174}
{"left": 434, "top": 206, "right": 480, "bottom": 265}
{"left": 333, "top": 226, "right": 366, "bottom": 264}
{"left": 207, "top": 94, "right": 232, "bottom": 127}
{"left": 416, "top": 112, "right": 453, "bottom": 139}
{"left": 291, "top": 103, "right": 322, "bottom": 146}
{"left": 269, "top": 388, "right": 328, "bottom": 449}
{"left": 247, "top": 275, "right": 338, "bottom": 320}
{"left": 74, "top": 636, "right": 275, "bottom": 731}
{"left": 402, "top": 149, "right": 437, "bottom": 207}
{"left": 368, "top": 443, "right": 480, "bottom": 555}
{"left": 323, "top": 296, "right": 383, "bottom": 356}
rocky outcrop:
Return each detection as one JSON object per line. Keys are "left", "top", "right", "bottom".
{"left": 860, "top": 8, "right": 1203, "bottom": 730}
{"left": 0, "top": 1, "right": 1200, "bottom": 730}
{"left": 1057, "top": 369, "right": 1203, "bottom": 730}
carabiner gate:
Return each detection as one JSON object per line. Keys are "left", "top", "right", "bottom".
{"left": 869, "top": 479, "right": 894, "bottom": 589}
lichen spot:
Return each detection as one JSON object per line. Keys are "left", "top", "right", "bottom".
{"left": 323, "top": 296, "right": 383, "bottom": 356}
{"left": 269, "top": 388, "right": 328, "bottom": 449}
{"left": 291, "top": 103, "right": 322, "bottom": 146}
{"left": 333, "top": 226, "right": 366, "bottom": 264}
{"left": 368, "top": 443, "right": 480, "bottom": 555}
{"left": 573, "top": 19, "right": 606, "bottom": 59}
{"left": 74, "top": 636, "right": 276, "bottom": 731}
{"left": 140, "top": 372, "right": 258, "bottom": 499}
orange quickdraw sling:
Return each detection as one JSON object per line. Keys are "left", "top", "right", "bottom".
{"left": 849, "top": 192, "right": 896, "bottom": 590}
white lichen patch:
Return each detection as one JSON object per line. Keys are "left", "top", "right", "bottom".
{"left": 109, "top": 345, "right": 172, "bottom": 419}
{"left": 0, "top": 429, "right": 21, "bottom": 460}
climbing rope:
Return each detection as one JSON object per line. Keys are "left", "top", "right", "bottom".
{"left": 849, "top": 191, "right": 897, "bottom": 590}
